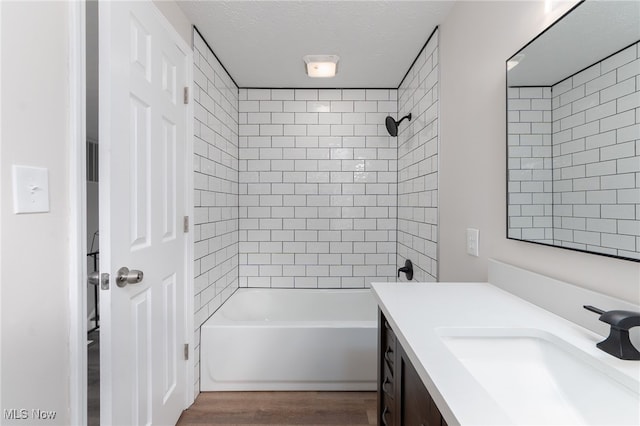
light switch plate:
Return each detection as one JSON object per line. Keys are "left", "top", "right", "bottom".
{"left": 466, "top": 228, "right": 479, "bottom": 257}
{"left": 12, "top": 165, "right": 50, "bottom": 214}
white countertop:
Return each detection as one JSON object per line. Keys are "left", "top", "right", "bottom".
{"left": 371, "top": 281, "right": 640, "bottom": 425}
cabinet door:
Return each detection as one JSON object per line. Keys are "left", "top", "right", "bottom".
{"left": 398, "top": 343, "right": 444, "bottom": 426}
{"left": 379, "top": 311, "right": 447, "bottom": 426}
{"left": 378, "top": 310, "right": 397, "bottom": 426}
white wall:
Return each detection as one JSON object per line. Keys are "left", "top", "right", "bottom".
{"left": 1, "top": 2, "right": 72, "bottom": 424}
{"left": 439, "top": 1, "right": 640, "bottom": 303}
{"left": 153, "top": 0, "right": 192, "bottom": 45}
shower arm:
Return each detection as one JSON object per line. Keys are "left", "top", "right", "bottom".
{"left": 397, "top": 113, "right": 412, "bottom": 126}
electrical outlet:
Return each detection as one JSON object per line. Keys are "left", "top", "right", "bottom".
{"left": 466, "top": 228, "right": 479, "bottom": 257}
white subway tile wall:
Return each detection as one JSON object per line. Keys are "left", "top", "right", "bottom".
{"left": 397, "top": 29, "right": 439, "bottom": 281}
{"left": 552, "top": 42, "right": 640, "bottom": 259}
{"left": 193, "top": 31, "right": 240, "bottom": 393}
{"left": 507, "top": 87, "right": 554, "bottom": 243}
{"left": 238, "top": 88, "right": 398, "bottom": 288}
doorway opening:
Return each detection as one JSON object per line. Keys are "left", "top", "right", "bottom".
{"left": 86, "top": 0, "right": 99, "bottom": 424}
{"left": 86, "top": 135, "right": 99, "bottom": 426}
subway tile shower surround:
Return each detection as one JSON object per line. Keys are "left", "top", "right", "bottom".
{"left": 238, "top": 89, "right": 399, "bottom": 288}
{"left": 397, "top": 29, "right": 440, "bottom": 281}
{"left": 192, "top": 27, "right": 440, "bottom": 390}
{"left": 509, "top": 42, "right": 640, "bottom": 259}
{"left": 193, "top": 31, "right": 240, "bottom": 393}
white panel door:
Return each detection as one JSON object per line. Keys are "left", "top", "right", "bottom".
{"left": 99, "top": 1, "right": 189, "bottom": 424}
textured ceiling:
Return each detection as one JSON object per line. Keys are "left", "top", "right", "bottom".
{"left": 177, "top": 1, "right": 454, "bottom": 88}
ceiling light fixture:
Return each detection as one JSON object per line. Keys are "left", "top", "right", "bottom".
{"left": 303, "top": 55, "right": 339, "bottom": 78}
{"left": 507, "top": 54, "right": 525, "bottom": 71}
{"left": 544, "top": 0, "right": 553, "bottom": 13}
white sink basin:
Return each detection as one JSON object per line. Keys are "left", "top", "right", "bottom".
{"left": 438, "top": 328, "right": 640, "bottom": 425}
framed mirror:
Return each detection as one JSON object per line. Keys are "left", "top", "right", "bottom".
{"left": 506, "top": 0, "right": 640, "bottom": 261}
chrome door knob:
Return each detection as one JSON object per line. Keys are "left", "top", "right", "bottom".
{"left": 116, "top": 267, "right": 144, "bottom": 287}
{"left": 88, "top": 271, "right": 100, "bottom": 286}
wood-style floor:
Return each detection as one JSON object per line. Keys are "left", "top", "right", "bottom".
{"left": 177, "top": 391, "right": 377, "bottom": 426}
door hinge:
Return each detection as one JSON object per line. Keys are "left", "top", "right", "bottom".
{"left": 183, "top": 216, "right": 189, "bottom": 233}
{"left": 183, "top": 87, "right": 189, "bottom": 104}
{"left": 184, "top": 343, "right": 189, "bottom": 360}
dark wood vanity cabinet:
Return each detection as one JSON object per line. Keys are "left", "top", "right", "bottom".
{"left": 378, "top": 310, "right": 448, "bottom": 426}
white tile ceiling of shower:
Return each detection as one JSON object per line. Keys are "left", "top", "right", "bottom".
{"left": 238, "top": 88, "right": 398, "bottom": 288}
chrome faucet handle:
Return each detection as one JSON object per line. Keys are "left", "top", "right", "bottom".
{"left": 583, "top": 305, "right": 640, "bottom": 361}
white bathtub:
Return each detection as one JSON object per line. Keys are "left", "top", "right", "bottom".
{"left": 200, "top": 288, "right": 378, "bottom": 391}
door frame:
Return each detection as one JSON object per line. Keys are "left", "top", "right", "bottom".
{"left": 68, "top": 1, "right": 88, "bottom": 424}
{"left": 68, "top": 1, "right": 195, "bottom": 423}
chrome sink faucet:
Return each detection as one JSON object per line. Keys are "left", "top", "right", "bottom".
{"left": 584, "top": 305, "right": 640, "bottom": 360}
